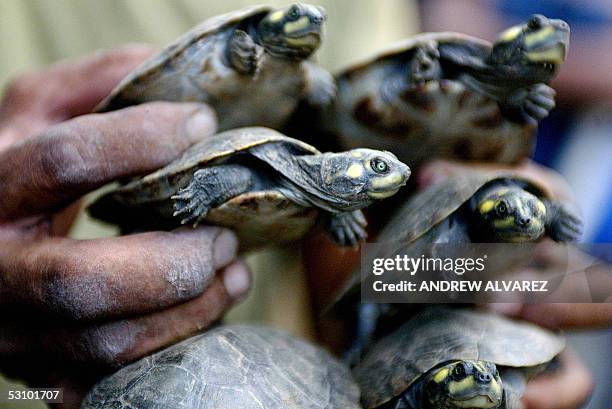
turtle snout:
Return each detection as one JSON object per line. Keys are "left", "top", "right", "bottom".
{"left": 400, "top": 163, "right": 411, "bottom": 182}
{"left": 311, "top": 14, "right": 324, "bottom": 25}
{"left": 476, "top": 372, "right": 493, "bottom": 384}
{"left": 517, "top": 216, "right": 531, "bottom": 227}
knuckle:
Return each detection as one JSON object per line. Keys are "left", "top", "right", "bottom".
{"left": 36, "top": 248, "right": 108, "bottom": 320}
{"left": 2, "top": 72, "right": 38, "bottom": 103}
{"left": 77, "top": 322, "right": 139, "bottom": 365}
{"left": 36, "top": 122, "right": 99, "bottom": 189}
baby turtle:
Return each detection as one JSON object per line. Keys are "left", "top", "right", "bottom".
{"left": 95, "top": 4, "right": 335, "bottom": 130}
{"left": 316, "top": 15, "right": 569, "bottom": 167}
{"left": 353, "top": 307, "right": 566, "bottom": 409}
{"left": 331, "top": 169, "right": 581, "bottom": 360}
{"left": 82, "top": 325, "right": 361, "bottom": 409}
{"left": 89, "top": 127, "right": 410, "bottom": 248}
{"left": 374, "top": 170, "right": 582, "bottom": 246}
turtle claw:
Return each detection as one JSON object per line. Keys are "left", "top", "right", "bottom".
{"left": 326, "top": 211, "right": 368, "bottom": 248}
{"left": 172, "top": 187, "right": 211, "bottom": 227}
{"left": 523, "top": 84, "right": 556, "bottom": 123}
{"left": 228, "top": 29, "right": 262, "bottom": 75}
{"left": 411, "top": 40, "right": 441, "bottom": 84}
{"left": 547, "top": 202, "right": 583, "bottom": 242}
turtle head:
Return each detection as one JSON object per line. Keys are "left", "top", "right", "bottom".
{"left": 489, "top": 14, "right": 570, "bottom": 84}
{"left": 473, "top": 183, "right": 547, "bottom": 242}
{"left": 257, "top": 4, "right": 326, "bottom": 59}
{"left": 423, "top": 360, "right": 503, "bottom": 409}
{"left": 316, "top": 149, "right": 410, "bottom": 209}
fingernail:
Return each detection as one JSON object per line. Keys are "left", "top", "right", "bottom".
{"left": 213, "top": 229, "right": 238, "bottom": 269}
{"left": 184, "top": 106, "right": 217, "bottom": 143}
{"left": 222, "top": 262, "right": 251, "bottom": 300}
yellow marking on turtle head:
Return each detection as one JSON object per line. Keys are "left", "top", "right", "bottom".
{"left": 448, "top": 375, "right": 478, "bottom": 394}
{"left": 524, "top": 25, "right": 555, "bottom": 47}
{"left": 479, "top": 200, "right": 495, "bottom": 214}
{"left": 284, "top": 16, "right": 310, "bottom": 34}
{"left": 536, "top": 200, "right": 547, "bottom": 215}
{"left": 268, "top": 10, "right": 284, "bottom": 22}
{"left": 371, "top": 173, "right": 403, "bottom": 189}
{"left": 493, "top": 216, "right": 516, "bottom": 229}
{"left": 433, "top": 368, "right": 450, "bottom": 383}
{"left": 498, "top": 25, "right": 522, "bottom": 42}
{"left": 526, "top": 45, "right": 565, "bottom": 64}
{"left": 346, "top": 163, "right": 364, "bottom": 179}
{"left": 351, "top": 151, "right": 363, "bottom": 158}
{"left": 368, "top": 188, "right": 400, "bottom": 199}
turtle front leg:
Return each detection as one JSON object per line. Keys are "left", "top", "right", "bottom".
{"left": 502, "top": 84, "right": 556, "bottom": 126}
{"left": 410, "top": 40, "right": 441, "bottom": 85}
{"left": 226, "top": 29, "right": 263, "bottom": 75}
{"left": 544, "top": 200, "right": 583, "bottom": 242}
{"left": 303, "top": 61, "right": 337, "bottom": 107}
{"left": 324, "top": 210, "right": 368, "bottom": 247}
{"left": 172, "top": 164, "right": 254, "bottom": 227}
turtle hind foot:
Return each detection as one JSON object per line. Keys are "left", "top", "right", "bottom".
{"left": 326, "top": 210, "right": 368, "bottom": 248}
{"left": 171, "top": 184, "right": 212, "bottom": 227}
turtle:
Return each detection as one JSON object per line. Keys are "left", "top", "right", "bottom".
{"left": 353, "top": 307, "right": 566, "bottom": 409}
{"left": 82, "top": 325, "right": 361, "bottom": 409}
{"left": 95, "top": 4, "right": 336, "bottom": 131}
{"left": 88, "top": 127, "right": 411, "bottom": 249}
{"left": 309, "top": 14, "right": 570, "bottom": 167}
{"left": 330, "top": 169, "right": 582, "bottom": 361}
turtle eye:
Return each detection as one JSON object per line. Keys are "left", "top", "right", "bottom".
{"left": 288, "top": 5, "right": 301, "bottom": 20}
{"left": 496, "top": 201, "right": 508, "bottom": 215}
{"left": 452, "top": 364, "right": 467, "bottom": 380}
{"left": 528, "top": 15, "right": 544, "bottom": 30}
{"left": 370, "top": 158, "right": 390, "bottom": 174}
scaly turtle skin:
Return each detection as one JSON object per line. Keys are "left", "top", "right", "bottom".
{"left": 95, "top": 4, "right": 335, "bottom": 131}
{"left": 353, "top": 308, "right": 565, "bottom": 409}
{"left": 82, "top": 325, "right": 361, "bottom": 409}
{"left": 332, "top": 169, "right": 581, "bottom": 360}
{"left": 89, "top": 127, "right": 410, "bottom": 248}
{"left": 315, "top": 15, "right": 569, "bottom": 167}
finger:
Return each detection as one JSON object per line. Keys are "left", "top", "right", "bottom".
{"left": 0, "top": 44, "right": 155, "bottom": 142}
{"left": 1, "top": 262, "right": 251, "bottom": 365}
{"left": 523, "top": 350, "right": 593, "bottom": 409}
{"left": 0, "top": 227, "right": 238, "bottom": 320}
{"left": 487, "top": 303, "right": 612, "bottom": 329}
{"left": 0, "top": 101, "right": 217, "bottom": 220}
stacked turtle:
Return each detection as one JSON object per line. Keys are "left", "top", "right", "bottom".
{"left": 84, "top": 4, "right": 586, "bottom": 409}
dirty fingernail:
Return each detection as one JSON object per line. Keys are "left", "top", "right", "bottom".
{"left": 184, "top": 105, "right": 217, "bottom": 142}
{"left": 222, "top": 261, "right": 251, "bottom": 300}
{"left": 213, "top": 229, "right": 238, "bottom": 269}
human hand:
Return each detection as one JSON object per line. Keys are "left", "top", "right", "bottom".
{"left": 0, "top": 46, "right": 251, "bottom": 408}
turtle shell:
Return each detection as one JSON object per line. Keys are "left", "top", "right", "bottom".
{"left": 340, "top": 32, "right": 490, "bottom": 77}
{"left": 82, "top": 325, "right": 361, "bottom": 409}
{"left": 88, "top": 127, "right": 322, "bottom": 248}
{"left": 323, "top": 32, "right": 535, "bottom": 167}
{"left": 95, "top": 5, "right": 271, "bottom": 112}
{"left": 354, "top": 307, "right": 565, "bottom": 408}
